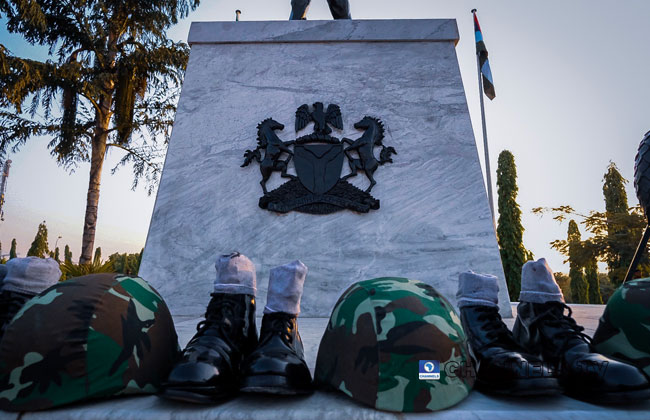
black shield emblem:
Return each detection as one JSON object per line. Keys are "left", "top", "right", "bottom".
{"left": 294, "top": 144, "right": 344, "bottom": 195}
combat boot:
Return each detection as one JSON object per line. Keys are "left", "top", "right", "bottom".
{"left": 240, "top": 312, "right": 313, "bottom": 395}
{"left": 460, "top": 305, "right": 560, "bottom": 395}
{"left": 513, "top": 301, "right": 650, "bottom": 403}
{"left": 0, "top": 289, "right": 37, "bottom": 338}
{"left": 161, "top": 293, "right": 258, "bottom": 403}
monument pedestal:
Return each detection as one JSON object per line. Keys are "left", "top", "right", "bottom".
{"left": 139, "top": 19, "right": 512, "bottom": 318}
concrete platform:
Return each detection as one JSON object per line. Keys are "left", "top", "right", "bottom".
{"left": 3, "top": 304, "right": 650, "bottom": 419}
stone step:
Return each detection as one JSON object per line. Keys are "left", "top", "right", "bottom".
{"left": 3, "top": 303, "right": 649, "bottom": 419}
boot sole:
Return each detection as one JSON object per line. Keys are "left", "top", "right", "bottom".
{"left": 240, "top": 374, "right": 313, "bottom": 395}
{"left": 567, "top": 387, "right": 650, "bottom": 405}
{"left": 477, "top": 377, "right": 562, "bottom": 397}
{"left": 159, "top": 386, "right": 236, "bottom": 404}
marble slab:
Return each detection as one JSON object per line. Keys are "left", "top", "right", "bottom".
{"left": 17, "top": 391, "right": 650, "bottom": 420}
{"left": 188, "top": 19, "right": 459, "bottom": 45}
{"left": 139, "top": 19, "right": 511, "bottom": 318}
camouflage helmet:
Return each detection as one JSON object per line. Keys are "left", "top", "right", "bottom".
{"left": 592, "top": 278, "right": 650, "bottom": 378}
{"left": 315, "top": 277, "right": 475, "bottom": 412}
{"left": 0, "top": 274, "right": 180, "bottom": 411}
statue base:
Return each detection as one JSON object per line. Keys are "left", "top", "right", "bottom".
{"left": 139, "top": 19, "right": 512, "bottom": 318}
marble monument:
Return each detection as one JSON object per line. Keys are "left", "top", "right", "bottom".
{"left": 139, "top": 19, "right": 512, "bottom": 318}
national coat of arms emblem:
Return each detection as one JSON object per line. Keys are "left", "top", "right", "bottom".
{"left": 241, "top": 102, "right": 396, "bottom": 214}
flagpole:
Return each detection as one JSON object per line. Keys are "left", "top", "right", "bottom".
{"left": 472, "top": 9, "right": 496, "bottom": 226}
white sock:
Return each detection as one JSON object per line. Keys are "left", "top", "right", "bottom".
{"left": 264, "top": 260, "right": 307, "bottom": 315}
{"left": 456, "top": 271, "right": 500, "bottom": 309}
{"left": 213, "top": 252, "right": 257, "bottom": 296}
{"left": 519, "top": 258, "right": 565, "bottom": 303}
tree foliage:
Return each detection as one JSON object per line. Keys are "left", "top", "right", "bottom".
{"left": 554, "top": 272, "right": 572, "bottom": 303}
{"left": 567, "top": 220, "right": 588, "bottom": 303}
{"left": 585, "top": 256, "right": 602, "bottom": 304}
{"left": 602, "top": 162, "right": 632, "bottom": 284}
{"left": 60, "top": 258, "right": 113, "bottom": 278}
{"left": 598, "top": 272, "right": 617, "bottom": 303}
{"left": 64, "top": 244, "right": 72, "bottom": 264}
{"left": 27, "top": 220, "right": 49, "bottom": 258}
{"left": 9, "top": 238, "right": 16, "bottom": 259}
{"left": 534, "top": 210, "right": 646, "bottom": 288}
{"left": 107, "top": 249, "right": 142, "bottom": 275}
{"left": 0, "top": 0, "right": 200, "bottom": 263}
{"left": 533, "top": 162, "right": 645, "bottom": 288}
{"left": 93, "top": 246, "right": 101, "bottom": 265}
{"left": 603, "top": 162, "right": 629, "bottom": 214}
{"left": 496, "top": 150, "right": 529, "bottom": 299}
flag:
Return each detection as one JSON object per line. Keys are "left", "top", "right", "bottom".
{"left": 473, "top": 11, "right": 496, "bottom": 100}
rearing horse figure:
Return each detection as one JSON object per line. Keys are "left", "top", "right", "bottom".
{"left": 342, "top": 116, "right": 396, "bottom": 192}
{"left": 242, "top": 118, "right": 295, "bottom": 194}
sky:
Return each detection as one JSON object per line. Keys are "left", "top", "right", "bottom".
{"left": 0, "top": 0, "right": 648, "bottom": 274}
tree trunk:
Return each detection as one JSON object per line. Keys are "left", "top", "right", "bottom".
{"left": 79, "top": 30, "right": 118, "bottom": 265}
{"left": 79, "top": 105, "right": 110, "bottom": 264}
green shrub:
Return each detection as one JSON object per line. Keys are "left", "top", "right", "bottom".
{"left": 59, "top": 259, "right": 114, "bottom": 279}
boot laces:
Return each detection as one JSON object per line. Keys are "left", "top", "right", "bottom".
{"left": 529, "top": 302, "right": 591, "bottom": 355}
{"left": 196, "top": 294, "right": 242, "bottom": 334}
{"left": 476, "top": 307, "right": 517, "bottom": 347}
{"left": 262, "top": 313, "right": 294, "bottom": 345}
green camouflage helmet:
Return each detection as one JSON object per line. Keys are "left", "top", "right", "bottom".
{"left": 592, "top": 277, "right": 650, "bottom": 378}
{"left": 314, "top": 277, "right": 475, "bottom": 412}
{"left": 0, "top": 274, "right": 180, "bottom": 411}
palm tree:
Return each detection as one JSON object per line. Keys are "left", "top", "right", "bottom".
{"left": 0, "top": 0, "right": 199, "bottom": 263}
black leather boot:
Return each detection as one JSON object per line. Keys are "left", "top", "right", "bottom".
{"left": 461, "top": 305, "right": 560, "bottom": 396}
{"left": 0, "top": 290, "right": 37, "bottom": 338}
{"left": 161, "top": 293, "right": 258, "bottom": 403}
{"left": 240, "top": 312, "right": 313, "bottom": 395}
{"left": 513, "top": 301, "right": 650, "bottom": 403}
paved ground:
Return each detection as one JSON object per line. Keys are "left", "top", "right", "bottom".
{"left": 173, "top": 302, "right": 606, "bottom": 375}
{"left": 3, "top": 303, "right": 650, "bottom": 419}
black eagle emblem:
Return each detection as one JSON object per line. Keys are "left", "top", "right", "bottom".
{"left": 295, "top": 102, "right": 343, "bottom": 134}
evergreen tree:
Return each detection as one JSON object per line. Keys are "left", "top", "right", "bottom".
{"left": 0, "top": 0, "right": 200, "bottom": 263}
{"left": 602, "top": 162, "right": 633, "bottom": 284}
{"left": 604, "top": 162, "right": 629, "bottom": 213}
{"left": 136, "top": 248, "right": 144, "bottom": 275}
{"left": 554, "top": 272, "right": 573, "bottom": 303}
{"left": 93, "top": 247, "right": 102, "bottom": 265}
{"left": 585, "top": 256, "right": 603, "bottom": 304}
{"left": 9, "top": 238, "right": 17, "bottom": 259}
{"left": 27, "top": 221, "right": 49, "bottom": 258}
{"left": 107, "top": 251, "right": 142, "bottom": 275}
{"left": 568, "top": 220, "right": 589, "bottom": 303}
{"left": 496, "top": 150, "right": 528, "bottom": 300}
{"left": 54, "top": 246, "right": 60, "bottom": 263}
{"left": 64, "top": 244, "right": 72, "bottom": 264}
